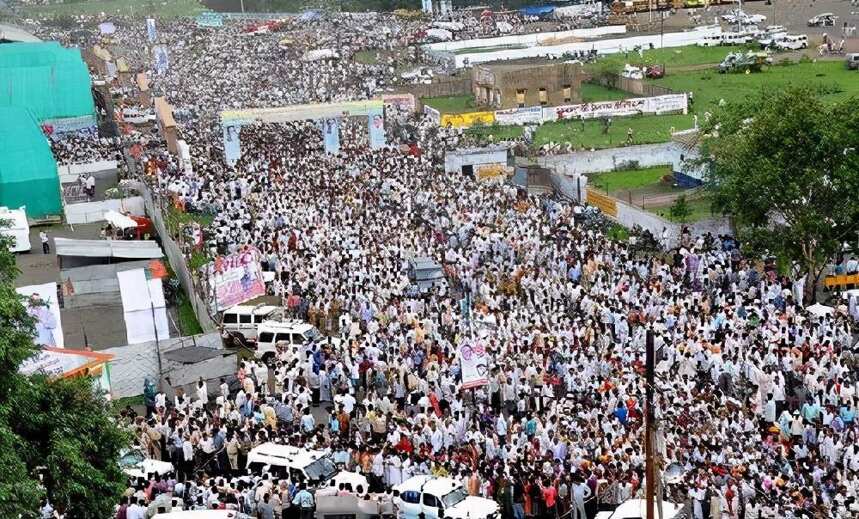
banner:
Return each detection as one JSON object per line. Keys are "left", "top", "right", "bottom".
{"left": 17, "top": 283, "right": 64, "bottom": 348}
{"left": 368, "top": 108, "right": 386, "bottom": 149}
{"left": 645, "top": 93, "right": 688, "bottom": 115}
{"left": 441, "top": 111, "right": 495, "bottom": 128}
{"left": 208, "top": 248, "right": 266, "bottom": 311}
{"left": 221, "top": 99, "right": 384, "bottom": 126}
{"left": 196, "top": 12, "right": 224, "bottom": 27}
{"left": 146, "top": 18, "right": 156, "bottom": 43}
{"left": 476, "top": 164, "right": 510, "bottom": 181}
{"left": 223, "top": 124, "right": 242, "bottom": 166}
{"left": 322, "top": 117, "right": 341, "bottom": 155}
{"left": 458, "top": 341, "right": 489, "bottom": 389}
{"left": 423, "top": 105, "right": 441, "bottom": 124}
{"left": 382, "top": 93, "right": 417, "bottom": 113}
{"left": 153, "top": 45, "right": 169, "bottom": 74}
{"left": 494, "top": 106, "right": 543, "bottom": 125}
{"left": 42, "top": 115, "right": 98, "bottom": 137}
{"left": 587, "top": 188, "right": 618, "bottom": 218}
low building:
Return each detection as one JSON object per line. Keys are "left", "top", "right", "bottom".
{"left": 444, "top": 145, "right": 510, "bottom": 179}
{"left": 472, "top": 61, "right": 586, "bottom": 110}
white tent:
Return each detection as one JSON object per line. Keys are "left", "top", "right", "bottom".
{"left": 806, "top": 302, "right": 834, "bottom": 317}
{"left": 104, "top": 210, "right": 138, "bottom": 230}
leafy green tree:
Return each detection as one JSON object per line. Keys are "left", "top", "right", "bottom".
{"left": 702, "top": 87, "right": 859, "bottom": 302}
{"left": 669, "top": 194, "right": 692, "bottom": 223}
{"left": 0, "top": 233, "right": 129, "bottom": 517}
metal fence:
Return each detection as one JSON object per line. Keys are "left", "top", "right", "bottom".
{"left": 122, "top": 151, "right": 218, "bottom": 334}
{"left": 592, "top": 73, "right": 679, "bottom": 98}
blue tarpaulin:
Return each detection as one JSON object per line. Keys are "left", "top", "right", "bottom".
{"left": 520, "top": 5, "right": 556, "bottom": 17}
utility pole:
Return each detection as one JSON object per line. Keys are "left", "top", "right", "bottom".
{"left": 645, "top": 327, "right": 656, "bottom": 519}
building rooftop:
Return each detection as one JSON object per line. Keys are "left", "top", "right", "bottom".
{"left": 0, "top": 24, "right": 41, "bottom": 43}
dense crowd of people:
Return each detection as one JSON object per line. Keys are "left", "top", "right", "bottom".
{"left": 16, "top": 8, "right": 859, "bottom": 519}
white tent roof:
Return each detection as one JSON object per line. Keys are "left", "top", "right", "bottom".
{"left": 806, "top": 302, "right": 834, "bottom": 317}
{"left": 54, "top": 238, "right": 163, "bottom": 259}
{"left": 104, "top": 210, "right": 138, "bottom": 230}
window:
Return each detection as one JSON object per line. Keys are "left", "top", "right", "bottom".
{"left": 253, "top": 314, "right": 268, "bottom": 324}
{"left": 539, "top": 88, "right": 548, "bottom": 105}
{"left": 275, "top": 333, "right": 290, "bottom": 344}
{"left": 258, "top": 332, "right": 274, "bottom": 344}
{"left": 292, "top": 333, "right": 306, "bottom": 345}
{"left": 422, "top": 494, "right": 441, "bottom": 508}
{"left": 563, "top": 84, "right": 572, "bottom": 103}
{"left": 401, "top": 491, "right": 421, "bottom": 504}
{"left": 239, "top": 314, "right": 252, "bottom": 324}
{"left": 223, "top": 313, "right": 238, "bottom": 324}
{"left": 516, "top": 89, "right": 526, "bottom": 108}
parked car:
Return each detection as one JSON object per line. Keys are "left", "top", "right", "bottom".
{"left": 119, "top": 447, "right": 175, "bottom": 481}
{"left": 847, "top": 53, "right": 859, "bottom": 70}
{"left": 393, "top": 475, "right": 500, "bottom": 519}
{"left": 594, "top": 499, "right": 683, "bottom": 519}
{"left": 254, "top": 319, "right": 322, "bottom": 362}
{"left": 220, "top": 304, "right": 283, "bottom": 347}
{"left": 246, "top": 443, "right": 337, "bottom": 486}
{"left": 775, "top": 34, "right": 808, "bottom": 50}
{"left": 808, "top": 13, "right": 837, "bottom": 27}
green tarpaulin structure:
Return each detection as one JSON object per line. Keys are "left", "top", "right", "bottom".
{"left": 0, "top": 42, "right": 95, "bottom": 121}
{"left": 0, "top": 106, "right": 61, "bottom": 218}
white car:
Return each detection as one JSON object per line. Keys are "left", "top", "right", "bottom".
{"left": 775, "top": 34, "right": 809, "bottom": 50}
{"left": 220, "top": 304, "right": 283, "bottom": 346}
{"left": 808, "top": 13, "right": 837, "bottom": 27}
{"left": 742, "top": 14, "right": 767, "bottom": 25}
{"left": 119, "top": 448, "right": 174, "bottom": 481}
{"left": 394, "top": 475, "right": 500, "bottom": 519}
{"left": 246, "top": 442, "right": 337, "bottom": 485}
{"left": 594, "top": 499, "right": 683, "bottom": 519}
{"left": 254, "top": 319, "right": 322, "bottom": 362}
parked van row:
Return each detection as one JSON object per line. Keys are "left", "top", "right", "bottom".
{"left": 697, "top": 27, "right": 807, "bottom": 51}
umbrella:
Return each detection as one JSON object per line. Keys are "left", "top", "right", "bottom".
{"left": 805, "top": 302, "right": 834, "bottom": 317}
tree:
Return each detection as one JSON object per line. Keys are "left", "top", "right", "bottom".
{"left": 0, "top": 233, "right": 130, "bottom": 517}
{"left": 702, "top": 87, "right": 859, "bottom": 302}
{"left": 669, "top": 194, "right": 692, "bottom": 224}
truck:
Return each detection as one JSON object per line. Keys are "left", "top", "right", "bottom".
{"left": 393, "top": 475, "right": 500, "bottom": 519}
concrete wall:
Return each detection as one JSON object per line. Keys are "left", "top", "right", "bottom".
{"left": 445, "top": 147, "right": 508, "bottom": 173}
{"left": 57, "top": 160, "right": 118, "bottom": 177}
{"left": 64, "top": 196, "right": 145, "bottom": 225}
{"left": 104, "top": 332, "right": 228, "bottom": 399}
{"left": 537, "top": 142, "right": 688, "bottom": 176}
{"left": 454, "top": 26, "right": 722, "bottom": 67}
{"left": 424, "top": 25, "right": 626, "bottom": 52}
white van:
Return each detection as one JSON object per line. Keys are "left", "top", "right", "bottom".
{"left": 254, "top": 319, "right": 321, "bottom": 361}
{"left": 697, "top": 34, "right": 722, "bottom": 47}
{"left": 246, "top": 443, "right": 337, "bottom": 485}
{"left": 220, "top": 304, "right": 283, "bottom": 346}
{"left": 721, "top": 31, "right": 757, "bottom": 45}
{"left": 394, "top": 475, "right": 500, "bottom": 519}
{"left": 0, "top": 206, "right": 31, "bottom": 253}
{"left": 777, "top": 34, "right": 808, "bottom": 50}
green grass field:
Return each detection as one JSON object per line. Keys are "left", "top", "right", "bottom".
{"left": 534, "top": 113, "right": 692, "bottom": 149}
{"left": 422, "top": 95, "right": 479, "bottom": 114}
{"left": 21, "top": 0, "right": 205, "bottom": 17}
{"left": 649, "top": 196, "right": 715, "bottom": 223}
{"left": 589, "top": 165, "right": 672, "bottom": 193}
{"left": 580, "top": 82, "right": 628, "bottom": 102}
{"left": 589, "top": 44, "right": 756, "bottom": 73}
{"left": 653, "top": 60, "right": 859, "bottom": 116}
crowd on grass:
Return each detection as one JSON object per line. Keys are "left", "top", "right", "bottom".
{"left": 19, "top": 10, "right": 859, "bottom": 519}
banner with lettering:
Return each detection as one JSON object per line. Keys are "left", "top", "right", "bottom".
{"left": 494, "top": 106, "right": 543, "bottom": 125}
{"left": 207, "top": 248, "right": 266, "bottom": 311}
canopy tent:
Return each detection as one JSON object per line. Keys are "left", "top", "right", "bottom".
{"left": 0, "top": 106, "right": 61, "bottom": 218}
{"left": 0, "top": 42, "right": 95, "bottom": 122}
{"left": 805, "top": 302, "right": 834, "bottom": 317}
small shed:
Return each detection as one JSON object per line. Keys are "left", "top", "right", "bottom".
{"left": 444, "top": 145, "right": 509, "bottom": 177}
